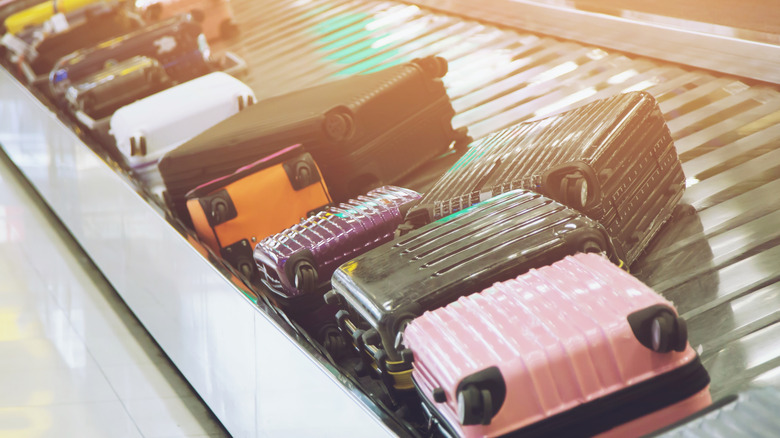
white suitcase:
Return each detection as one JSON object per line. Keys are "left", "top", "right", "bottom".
{"left": 110, "top": 71, "right": 255, "bottom": 197}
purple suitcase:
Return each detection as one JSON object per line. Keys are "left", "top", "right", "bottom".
{"left": 253, "top": 186, "right": 421, "bottom": 306}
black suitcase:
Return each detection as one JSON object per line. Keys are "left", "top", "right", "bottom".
{"left": 157, "top": 56, "right": 468, "bottom": 223}
{"left": 65, "top": 55, "right": 171, "bottom": 119}
{"left": 25, "top": 6, "right": 144, "bottom": 78}
{"left": 404, "top": 91, "right": 685, "bottom": 266}
{"left": 48, "top": 14, "right": 210, "bottom": 100}
{"left": 323, "top": 189, "right": 617, "bottom": 392}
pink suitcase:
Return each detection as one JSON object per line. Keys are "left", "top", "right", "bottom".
{"left": 403, "top": 253, "right": 712, "bottom": 438}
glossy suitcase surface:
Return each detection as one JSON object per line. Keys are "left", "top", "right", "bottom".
{"left": 185, "top": 144, "right": 331, "bottom": 279}
{"left": 110, "top": 71, "right": 254, "bottom": 195}
{"left": 408, "top": 91, "right": 684, "bottom": 266}
{"left": 140, "top": 0, "right": 237, "bottom": 41}
{"left": 404, "top": 253, "right": 712, "bottom": 438}
{"left": 328, "top": 189, "right": 617, "bottom": 371}
{"left": 254, "top": 186, "right": 421, "bottom": 304}
{"left": 0, "top": 0, "right": 47, "bottom": 33}
{"left": 654, "top": 387, "right": 780, "bottom": 437}
{"left": 4, "top": 0, "right": 101, "bottom": 34}
{"left": 48, "top": 14, "right": 210, "bottom": 99}
{"left": 157, "top": 56, "right": 465, "bottom": 223}
{"left": 66, "top": 55, "right": 171, "bottom": 119}
{"left": 25, "top": 5, "right": 144, "bottom": 77}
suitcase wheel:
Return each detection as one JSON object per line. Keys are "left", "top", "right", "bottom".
{"left": 293, "top": 260, "right": 318, "bottom": 293}
{"left": 411, "top": 56, "right": 449, "bottom": 79}
{"left": 319, "top": 325, "right": 348, "bottom": 361}
{"left": 209, "top": 197, "right": 230, "bottom": 223}
{"left": 457, "top": 385, "right": 493, "bottom": 426}
{"left": 323, "top": 108, "right": 355, "bottom": 142}
{"left": 237, "top": 95, "right": 255, "bottom": 111}
{"left": 144, "top": 3, "right": 163, "bottom": 20}
{"left": 236, "top": 259, "right": 254, "bottom": 280}
{"left": 129, "top": 136, "right": 147, "bottom": 157}
{"left": 560, "top": 174, "right": 589, "bottom": 209}
{"left": 650, "top": 311, "right": 688, "bottom": 353}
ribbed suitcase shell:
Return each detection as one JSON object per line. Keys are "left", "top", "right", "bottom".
{"left": 157, "top": 56, "right": 463, "bottom": 223}
{"left": 185, "top": 144, "right": 332, "bottom": 278}
{"left": 405, "top": 253, "right": 711, "bottom": 438}
{"left": 254, "top": 186, "right": 420, "bottom": 303}
{"left": 26, "top": 6, "right": 143, "bottom": 77}
{"left": 412, "top": 91, "right": 684, "bottom": 266}
{"left": 330, "top": 189, "right": 616, "bottom": 363}
{"left": 655, "top": 387, "right": 780, "bottom": 437}
{"left": 48, "top": 15, "right": 210, "bottom": 98}
{"left": 110, "top": 71, "right": 254, "bottom": 196}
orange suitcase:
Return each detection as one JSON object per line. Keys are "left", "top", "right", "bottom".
{"left": 185, "top": 144, "right": 332, "bottom": 279}
{"left": 138, "top": 0, "right": 238, "bottom": 41}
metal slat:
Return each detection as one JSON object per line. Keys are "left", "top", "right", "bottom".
{"left": 212, "top": 0, "right": 780, "bottom": 401}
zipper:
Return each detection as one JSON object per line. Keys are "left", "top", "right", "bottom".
{"left": 499, "top": 355, "right": 710, "bottom": 438}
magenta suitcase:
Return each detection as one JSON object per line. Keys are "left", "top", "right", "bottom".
{"left": 404, "top": 253, "right": 712, "bottom": 438}
{"left": 254, "top": 186, "right": 421, "bottom": 307}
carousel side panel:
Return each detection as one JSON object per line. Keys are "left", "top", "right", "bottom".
{"left": 0, "top": 67, "right": 396, "bottom": 438}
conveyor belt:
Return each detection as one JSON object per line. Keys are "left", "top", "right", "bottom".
{"left": 215, "top": 0, "right": 780, "bottom": 401}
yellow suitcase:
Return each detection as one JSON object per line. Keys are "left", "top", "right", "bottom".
{"left": 4, "top": 0, "right": 102, "bottom": 34}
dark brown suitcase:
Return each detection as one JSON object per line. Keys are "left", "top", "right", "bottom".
{"left": 324, "top": 189, "right": 618, "bottom": 392}
{"left": 404, "top": 91, "right": 685, "bottom": 266}
{"left": 157, "top": 56, "right": 469, "bottom": 224}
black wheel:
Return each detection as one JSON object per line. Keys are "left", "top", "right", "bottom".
{"left": 320, "top": 326, "right": 347, "bottom": 361}
{"left": 673, "top": 316, "right": 688, "bottom": 352}
{"left": 209, "top": 198, "right": 229, "bottom": 223}
{"left": 145, "top": 3, "right": 162, "bottom": 20}
{"left": 457, "top": 385, "right": 493, "bottom": 426}
{"left": 295, "top": 162, "right": 313, "bottom": 187}
{"left": 293, "top": 260, "right": 318, "bottom": 293}
{"left": 220, "top": 19, "right": 240, "bottom": 39}
{"left": 650, "top": 311, "right": 682, "bottom": 353}
{"left": 580, "top": 238, "right": 603, "bottom": 254}
{"left": 412, "top": 56, "right": 448, "bottom": 78}
{"left": 323, "top": 108, "right": 354, "bottom": 142}
{"left": 560, "top": 174, "right": 588, "bottom": 209}
{"left": 237, "top": 259, "right": 254, "bottom": 279}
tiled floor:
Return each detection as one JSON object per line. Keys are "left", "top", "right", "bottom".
{"left": 0, "top": 155, "right": 229, "bottom": 437}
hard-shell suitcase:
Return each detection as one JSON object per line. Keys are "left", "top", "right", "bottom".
{"left": 654, "top": 387, "right": 780, "bottom": 437}
{"left": 0, "top": 0, "right": 47, "bottom": 33}
{"left": 22, "top": 5, "right": 144, "bottom": 78}
{"left": 66, "top": 55, "right": 171, "bottom": 119}
{"left": 404, "top": 253, "right": 712, "bottom": 438}
{"left": 157, "top": 56, "right": 467, "bottom": 223}
{"left": 325, "top": 189, "right": 617, "bottom": 391}
{"left": 4, "top": 0, "right": 101, "bottom": 34}
{"left": 140, "top": 0, "right": 237, "bottom": 41}
{"left": 110, "top": 71, "right": 255, "bottom": 195}
{"left": 48, "top": 14, "right": 210, "bottom": 99}
{"left": 405, "top": 91, "right": 685, "bottom": 266}
{"left": 185, "top": 143, "right": 332, "bottom": 279}
{"left": 253, "top": 185, "right": 421, "bottom": 305}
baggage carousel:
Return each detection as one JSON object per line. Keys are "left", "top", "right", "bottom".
{"left": 1, "top": 0, "right": 779, "bottom": 435}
